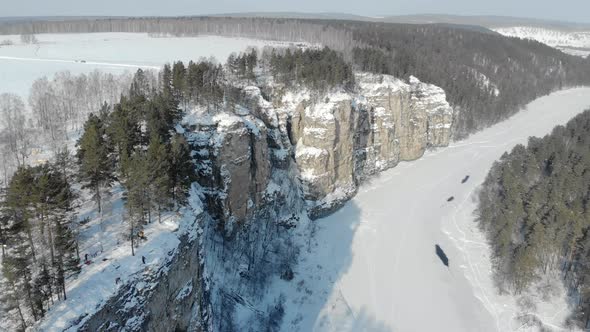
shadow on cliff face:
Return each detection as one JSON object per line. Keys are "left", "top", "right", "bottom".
{"left": 275, "top": 200, "right": 393, "bottom": 331}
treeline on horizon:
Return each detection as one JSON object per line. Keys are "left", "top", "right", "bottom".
{"left": 1, "top": 16, "right": 589, "bottom": 137}
{"left": 478, "top": 110, "right": 590, "bottom": 328}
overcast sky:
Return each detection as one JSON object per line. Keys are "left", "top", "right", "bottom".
{"left": 2, "top": 0, "right": 589, "bottom": 23}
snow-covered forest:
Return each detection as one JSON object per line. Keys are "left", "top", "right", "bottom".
{"left": 1, "top": 15, "right": 590, "bottom": 332}
{"left": 479, "top": 109, "right": 590, "bottom": 327}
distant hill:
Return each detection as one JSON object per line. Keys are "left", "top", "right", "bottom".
{"left": 208, "top": 12, "right": 590, "bottom": 31}
{"left": 380, "top": 14, "right": 590, "bottom": 31}
{"left": 2, "top": 13, "right": 589, "bottom": 31}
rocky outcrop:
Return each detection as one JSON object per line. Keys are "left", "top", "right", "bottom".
{"left": 185, "top": 87, "right": 306, "bottom": 332}
{"left": 189, "top": 72, "right": 454, "bottom": 223}
{"left": 292, "top": 92, "right": 357, "bottom": 207}
{"left": 66, "top": 72, "right": 454, "bottom": 332}
{"left": 286, "top": 73, "right": 454, "bottom": 217}
{"left": 77, "top": 230, "right": 205, "bottom": 332}
{"left": 188, "top": 108, "right": 273, "bottom": 236}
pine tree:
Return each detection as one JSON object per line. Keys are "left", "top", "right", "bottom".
{"left": 160, "top": 64, "right": 173, "bottom": 99}
{"left": 2, "top": 168, "right": 37, "bottom": 321}
{"left": 4, "top": 167, "right": 36, "bottom": 262}
{"left": 106, "top": 100, "right": 140, "bottom": 175}
{"left": 53, "top": 146, "right": 74, "bottom": 185}
{"left": 146, "top": 93, "right": 181, "bottom": 142}
{"left": 168, "top": 134, "right": 195, "bottom": 205}
{"left": 172, "top": 61, "right": 186, "bottom": 105}
{"left": 147, "top": 133, "right": 170, "bottom": 223}
{"left": 246, "top": 48, "right": 258, "bottom": 82}
{"left": 48, "top": 164, "right": 79, "bottom": 300}
{"left": 77, "top": 113, "right": 115, "bottom": 213}
{"left": 123, "top": 152, "right": 149, "bottom": 255}
{"left": 130, "top": 68, "right": 152, "bottom": 99}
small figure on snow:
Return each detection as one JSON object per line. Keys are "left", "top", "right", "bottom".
{"left": 115, "top": 277, "right": 121, "bottom": 284}
{"left": 447, "top": 196, "right": 455, "bottom": 202}
{"left": 461, "top": 175, "right": 470, "bottom": 184}
{"left": 138, "top": 230, "right": 147, "bottom": 241}
{"left": 142, "top": 256, "right": 146, "bottom": 264}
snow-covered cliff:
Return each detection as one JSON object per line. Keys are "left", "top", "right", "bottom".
{"left": 40, "top": 72, "right": 454, "bottom": 331}
{"left": 184, "top": 72, "right": 454, "bottom": 331}
{"left": 290, "top": 73, "right": 453, "bottom": 217}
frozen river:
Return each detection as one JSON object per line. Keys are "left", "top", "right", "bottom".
{"left": 282, "top": 87, "right": 590, "bottom": 332}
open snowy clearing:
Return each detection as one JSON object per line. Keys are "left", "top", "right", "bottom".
{"left": 274, "top": 87, "right": 590, "bottom": 332}
{"left": 493, "top": 27, "right": 590, "bottom": 58}
{"left": 0, "top": 33, "right": 293, "bottom": 97}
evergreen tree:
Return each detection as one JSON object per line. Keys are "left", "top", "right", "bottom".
{"left": 478, "top": 109, "right": 590, "bottom": 327}
{"left": 172, "top": 61, "right": 186, "bottom": 104}
{"left": 4, "top": 167, "right": 36, "bottom": 261}
{"left": 106, "top": 100, "right": 141, "bottom": 175}
{"left": 168, "top": 134, "right": 194, "bottom": 205}
{"left": 123, "top": 152, "right": 149, "bottom": 255}
{"left": 160, "top": 64, "right": 173, "bottom": 99}
{"left": 77, "top": 113, "right": 115, "bottom": 214}
{"left": 147, "top": 133, "right": 171, "bottom": 223}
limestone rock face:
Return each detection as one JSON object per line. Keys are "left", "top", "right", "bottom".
{"left": 409, "top": 76, "right": 454, "bottom": 148}
{"left": 189, "top": 109, "right": 272, "bottom": 235}
{"left": 293, "top": 93, "right": 357, "bottom": 204}
{"left": 188, "top": 73, "right": 454, "bottom": 224}
{"left": 286, "top": 73, "right": 454, "bottom": 217}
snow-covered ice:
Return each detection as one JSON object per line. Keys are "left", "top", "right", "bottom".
{"left": 276, "top": 87, "right": 590, "bottom": 332}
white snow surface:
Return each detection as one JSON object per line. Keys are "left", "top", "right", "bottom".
{"left": 493, "top": 27, "right": 590, "bottom": 57}
{"left": 273, "top": 87, "right": 590, "bottom": 332}
{"left": 0, "top": 33, "right": 296, "bottom": 98}
{"left": 36, "top": 184, "right": 201, "bottom": 331}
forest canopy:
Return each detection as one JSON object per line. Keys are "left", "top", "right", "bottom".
{"left": 478, "top": 110, "right": 590, "bottom": 328}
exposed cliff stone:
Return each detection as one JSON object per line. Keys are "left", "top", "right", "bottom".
{"left": 183, "top": 88, "right": 307, "bottom": 332}
{"left": 188, "top": 108, "right": 272, "bottom": 236}
{"left": 77, "top": 228, "right": 205, "bottom": 332}
{"left": 293, "top": 93, "right": 357, "bottom": 205}
{"left": 64, "top": 72, "right": 454, "bottom": 332}
{"left": 282, "top": 73, "right": 454, "bottom": 218}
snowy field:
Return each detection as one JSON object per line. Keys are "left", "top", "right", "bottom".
{"left": 275, "top": 87, "right": 590, "bottom": 332}
{"left": 493, "top": 27, "right": 590, "bottom": 58}
{"left": 0, "top": 33, "right": 291, "bottom": 97}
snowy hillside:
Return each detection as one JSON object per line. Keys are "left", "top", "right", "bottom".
{"left": 36, "top": 185, "right": 201, "bottom": 331}
{"left": 269, "top": 87, "right": 590, "bottom": 331}
{"left": 493, "top": 26, "right": 590, "bottom": 57}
